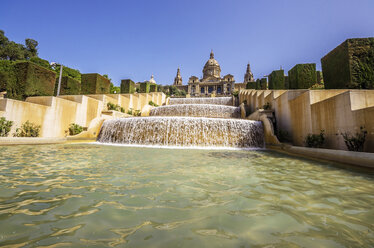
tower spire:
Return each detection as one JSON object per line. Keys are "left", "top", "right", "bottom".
{"left": 210, "top": 49, "right": 214, "bottom": 59}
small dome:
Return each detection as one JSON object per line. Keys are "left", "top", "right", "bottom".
{"left": 203, "top": 50, "right": 221, "bottom": 79}
{"left": 149, "top": 75, "right": 156, "bottom": 84}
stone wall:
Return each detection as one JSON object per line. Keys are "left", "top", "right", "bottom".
{"left": 239, "top": 89, "right": 374, "bottom": 152}
{"left": 0, "top": 92, "right": 167, "bottom": 137}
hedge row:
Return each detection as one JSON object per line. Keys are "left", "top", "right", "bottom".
{"left": 268, "top": 70, "right": 286, "bottom": 89}
{"left": 0, "top": 60, "right": 56, "bottom": 100}
{"left": 81, "top": 73, "right": 110, "bottom": 94}
{"left": 149, "top": 84, "right": 158, "bottom": 92}
{"left": 139, "top": 81, "right": 150, "bottom": 93}
{"left": 288, "top": 63, "right": 316, "bottom": 89}
{"left": 121, "top": 79, "right": 135, "bottom": 93}
{"left": 54, "top": 76, "right": 81, "bottom": 95}
{"left": 321, "top": 38, "right": 374, "bottom": 89}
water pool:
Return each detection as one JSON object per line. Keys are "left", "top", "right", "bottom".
{"left": 0, "top": 144, "right": 373, "bottom": 247}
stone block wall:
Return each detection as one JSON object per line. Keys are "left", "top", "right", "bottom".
{"left": 81, "top": 73, "right": 110, "bottom": 94}
{"left": 321, "top": 38, "right": 374, "bottom": 89}
{"left": 288, "top": 63, "right": 317, "bottom": 89}
{"left": 121, "top": 79, "right": 135, "bottom": 94}
{"left": 239, "top": 89, "right": 374, "bottom": 152}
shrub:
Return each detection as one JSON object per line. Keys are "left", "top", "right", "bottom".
{"left": 232, "top": 91, "right": 239, "bottom": 97}
{"left": 148, "top": 100, "right": 159, "bottom": 107}
{"left": 127, "top": 108, "right": 133, "bottom": 115}
{"left": 0, "top": 117, "right": 13, "bottom": 137}
{"left": 277, "top": 130, "right": 291, "bottom": 143}
{"left": 133, "top": 110, "right": 141, "bottom": 116}
{"left": 107, "top": 102, "right": 124, "bottom": 112}
{"left": 305, "top": 130, "right": 325, "bottom": 148}
{"left": 263, "top": 102, "right": 271, "bottom": 110}
{"left": 69, "top": 123, "right": 83, "bottom": 136}
{"left": 14, "top": 121, "right": 40, "bottom": 137}
{"left": 341, "top": 127, "right": 367, "bottom": 152}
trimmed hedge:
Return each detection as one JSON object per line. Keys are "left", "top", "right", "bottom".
{"left": 268, "top": 70, "right": 286, "bottom": 89}
{"left": 121, "top": 79, "right": 135, "bottom": 93}
{"left": 139, "top": 81, "right": 150, "bottom": 93}
{"left": 260, "top": 78, "right": 267, "bottom": 90}
{"left": 81, "top": 73, "right": 110, "bottom": 94}
{"left": 0, "top": 60, "right": 16, "bottom": 93}
{"left": 246, "top": 81, "right": 256, "bottom": 89}
{"left": 288, "top": 63, "right": 317, "bottom": 89}
{"left": 54, "top": 76, "right": 81, "bottom": 95}
{"left": 149, "top": 84, "right": 158, "bottom": 92}
{"left": 316, "top": 71, "right": 323, "bottom": 84}
{"left": 0, "top": 61, "right": 56, "bottom": 100}
{"left": 321, "top": 38, "right": 374, "bottom": 89}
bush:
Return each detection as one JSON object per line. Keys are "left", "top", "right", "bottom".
{"left": 14, "top": 121, "right": 40, "bottom": 137}
{"left": 107, "top": 102, "right": 126, "bottom": 112}
{"left": 69, "top": 123, "right": 83, "bottom": 136}
{"left": 0, "top": 117, "right": 13, "bottom": 137}
{"left": 341, "top": 127, "right": 367, "bottom": 152}
{"left": 305, "top": 130, "right": 325, "bottom": 148}
{"left": 148, "top": 100, "right": 159, "bottom": 107}
{"left": 277, "top": 130, "right": 291, "bottom": 143}
{"left": 263, "top": 102, "right": 271, "bottom": 110}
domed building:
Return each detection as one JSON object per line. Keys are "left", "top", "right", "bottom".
{"left": 173, "top": 50, "right": 236, "bottom": 96}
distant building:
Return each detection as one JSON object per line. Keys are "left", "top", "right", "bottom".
{"left": 173, "top": 51, "right": 255, "bottom": 96}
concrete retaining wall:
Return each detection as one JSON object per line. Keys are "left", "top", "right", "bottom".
{"left": 239, "top": 89, "right": 374, "bottom": 152}
{"left": 0, "top": 92, "right": 166, "bottom": 138}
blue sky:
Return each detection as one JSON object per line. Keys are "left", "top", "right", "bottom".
{"left": 1, "top": 0, "right": 373, "bottom": 86}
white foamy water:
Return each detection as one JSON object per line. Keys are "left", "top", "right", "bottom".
{"left": 97, "top": 116, "right": 264, "bottom": 148}
{"left": 149, "top": 104, "right": 241, "bottom": 118}
{"left": 169, "top": 97, "right": 233, "bottom": 106}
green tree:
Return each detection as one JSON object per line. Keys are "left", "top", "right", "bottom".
{"left": 25, "top": 38, "right": 38, "bottom": 58}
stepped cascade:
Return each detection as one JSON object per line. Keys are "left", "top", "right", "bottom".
{"left": 168, "top": 97, "right": 233, "bottom": 106}
{"left": 149, "top": 104, "right": 241, "bottom": 118}
{"left": 97, "top": 96, "right": 264, "bottom": 148}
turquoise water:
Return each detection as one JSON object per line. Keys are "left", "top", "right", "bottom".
{"left": 0, "top": 144, "right": 373, "bottom": 247}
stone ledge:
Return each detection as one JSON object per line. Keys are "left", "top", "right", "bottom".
{"left": 0, "top": 137, "right": 67, "bottom": 146}
{"left": 268, "top": 144, "right": 374, "bottom": 168}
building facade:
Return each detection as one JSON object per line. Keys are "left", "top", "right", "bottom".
{"left": 173, "top": 51, "right": 235, "bottom": 96}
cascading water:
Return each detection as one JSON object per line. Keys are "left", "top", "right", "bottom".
{"left": 149, "top": 104, "right": 241, "bottom": 118}
{"left": 97, "top": 95, "right": 265, "bottom": 149}
{"left": 169, "top": 97, "right": 233, "bottom": 106}
{"left": 97, "top": 117, "right": 264, "bottom": 148}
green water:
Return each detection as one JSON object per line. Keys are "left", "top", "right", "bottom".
{"left": 0, "top": 144, "right": 373, "bottom": 247}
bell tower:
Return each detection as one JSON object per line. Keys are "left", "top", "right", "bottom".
{"left": 173, "top": 68, "right": 182, "bottom": 85}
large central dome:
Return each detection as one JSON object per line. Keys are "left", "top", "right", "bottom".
{"left": 203, "top": 50, "right": 221, "bottom": 80}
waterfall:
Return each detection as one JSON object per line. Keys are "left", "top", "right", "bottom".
{"left": 97, "top": 117, "right": 264, "bottom": 148}
{"left": 150, "top": 104, "right": 241, "bottom": 118}
{"left": 169, "top": 97, "right": 233, "bottom": 106}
